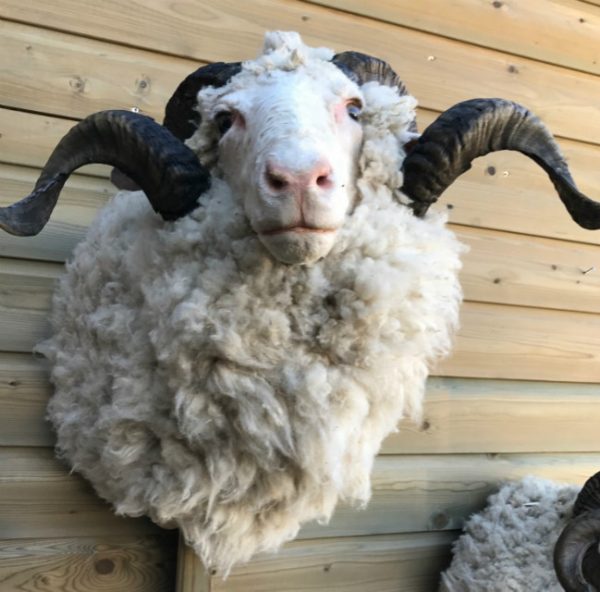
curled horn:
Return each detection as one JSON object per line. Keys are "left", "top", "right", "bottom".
{"left": 554, "top": 472, "right": 600, "bottom": 591}
{"left": 163, "top": 61, "right": 242, "bottom": 141}
{"left": 2, "top": 62, "right": 243, "bottom": 235}
{"left": 401, "top": 98, "right": 600, "bottom": 229}
{"left": 331, "top": 52, "right": 417, "bottom": 133}
{"left": 0, "top": 110, "right": 209, "bottom": 236}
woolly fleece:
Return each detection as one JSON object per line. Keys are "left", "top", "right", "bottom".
{"left": 40, "top": 32, "right": 464, "bottom": 572}
{"left": 439, "top": 477, "right": 580, "bottom": 592}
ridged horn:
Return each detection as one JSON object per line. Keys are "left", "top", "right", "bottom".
{"left": 554, "top": 472, "right": 600, "bottom": 591}
{"left": 401, "top": 98, "right": 600, "bottom": 229}
{"left": 163, "top": 61, "right": 242, "bottom": 141}
{"left": 0, "top": 110, "right": 210, "bottom": 236}
{"left": 112, "top": 61, "right": 242, "bottom": 192}
{"left": 331, "top": 52, "right": 416, "bottom": 133}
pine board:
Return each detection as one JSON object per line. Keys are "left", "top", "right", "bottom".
{"left": 0, "top": 353, "right": 53, "bottom": 447}
{"left": 437, "top": 301, "right": 600, "bottom": 382}
{"left": 0, "top": 534, "right": 176, "bottom": 592}
{"left": 456, "top": 225, "right": 600, "bottom": 314}
{"left": 1, "top": 4, "right": 600, "bottom": 145}
{"left": 0, "top": 108, "right": 110, "bottom": 176}
{"left": 2, "top": 446, "right": 598, "bottom": 542}
{"left": 4, "top": 353, "right": 600, "bottom": 455}
{"left": 0, "top": 20, "right": 197, "bottom": 121}
{"left": 385, "top": 377, "right": 600, "bottom": 454}
{"left": 210, "top": 531, "right": 455, "bottom": 591}
{"left": 0, "top": 163, "right": 111, "bottom": 261}
{"left": 0, "top": 447, "right": 160, "bottom": 539}
{"left": 307, "top": 0, "right": 600, "bottom": 77}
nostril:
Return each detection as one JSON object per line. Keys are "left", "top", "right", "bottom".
{"left": 316, "top": 174, "right": 332, "bottom": 189}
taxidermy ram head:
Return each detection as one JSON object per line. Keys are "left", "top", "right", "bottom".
{"left": 1, "top": 32, "right": 599, "bottom": 578}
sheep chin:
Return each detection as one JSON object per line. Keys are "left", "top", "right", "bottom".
{"left": 258, "top": 229, "right": 337, "bottom": 264}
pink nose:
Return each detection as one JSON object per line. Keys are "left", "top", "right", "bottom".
{"left": 264, "top": 159, "right": 333, "bottom": 194}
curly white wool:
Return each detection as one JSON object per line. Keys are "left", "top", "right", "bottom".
{"left": 40, "top": 32, "right": 465, "bottom": 572}
{"left": 440, "top": 477, "right": 579, "bottom": 592}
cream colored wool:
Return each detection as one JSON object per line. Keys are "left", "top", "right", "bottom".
{"left": 439, "top": 477, "right": 580, "bottom": 592}
{"left": 41, "top": 33, "right": 464, "bottom": 572}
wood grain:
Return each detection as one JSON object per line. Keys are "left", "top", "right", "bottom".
{"left": 437, "top": 301, "right": 600, "bottom": 382}
{"left": 176, "top": 532, "right": 210, "bottom": 592}
{"left": 307, "top": 0, "right": 600, "bottom": 76}
{"left": 0, "top": 447, "right": 160, "bottom": 539}
{"left": 298, "top": 452, "right": 600, "bottom": 540}
{"left": 2, "top": 3, "right": 600, "bottom": 145}
{"left": 4, "top": 353, "right": 600, "bottom": 455}
{"left": 0, "top": 108, "right": 109, "bottom": 176}
{"left": 2, "top": 446, "right": 598, "bottom": 542}
{"left": 0, "top": 534, "right": 177, "bottom": 592}
{"left": 0, "top": 19, "right": 197, "bottom": 121}
{"left": 211, "top": 531, "right": 453, "bottom": 591}
{"left": 386, "top": 377, "right": 600, "bottom": 454}
{"left": 0, "top": 164, "right": 111, "bottom": 261}
{"left": 0, "top": 353, "right": 53, "bottom": 447}
{"left": 456, "top": 225, "right": 600, "bottom": 314}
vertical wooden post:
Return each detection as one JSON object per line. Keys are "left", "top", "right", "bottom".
{"left": 176, "top": 532, "right": 211, "bottom": 592}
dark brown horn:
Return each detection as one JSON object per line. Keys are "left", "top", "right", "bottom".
{"left": 331, "top": 52, "right": 416, "bottom": 133}
{"left": 401, "top": 98, "right": 600, "bottom": 229}
{"left": 112, "top": 61, "right": 242, "bottom": 192}
{"left": 331, "top": 52, "right": 409, "bottom": 95}
{"left": 0, "top": 110, "right": 210, "bottom": 236}
{"left": 163, "top": 61, "right": 242, "bottom": 141}
{"left": 554, "top": 472, "right": 600, "bottom": 591}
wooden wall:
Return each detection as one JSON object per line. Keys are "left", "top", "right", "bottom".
{"left": 1, "top": 1, "right": 600, "bottom": 590}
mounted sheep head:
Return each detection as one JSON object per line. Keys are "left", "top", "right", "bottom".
{"left": 1, "top": 31, "right": 600, "bottom": 573}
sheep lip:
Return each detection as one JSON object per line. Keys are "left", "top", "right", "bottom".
{"left": 260, "top": 226, "right": 337, "bottom": 236}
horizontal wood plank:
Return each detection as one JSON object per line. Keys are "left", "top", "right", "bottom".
{"left": 0, "top": 447, "right": 160, "bottom": 539}
{"left": 0, "top": 108, "right": 110, "bottom": 176}
{"left": 0, "top": 353, "right": 53, "bottom": 447}
{"left": 3, "top": 446, "right": 598, "bottom": 542}
{"left": 456, "top": 225, "right": 600, "bottom": 314}
{"left": 212, "top": 531, "right": 455, "bottom": 591}
{"left": 386, "top": 378, "right": 600, "bottom": 454}
{"left": 0, "top": 19, "right": 197, "bottom": 121}
{"left": 3, "top": 258, "right": 600, "bottom": 381}
{"left": 0, "top": 258, "right": 59, "bottom": 353}
{"left": 2, "top": 2, "right": 600, "bottom": 145}
{"left": 4, "top": 354, "right": 600, "bottom": 455}
{"left": 437, "top": 301, "right": 600, "bottom": 382}
{"left": 0, "top": 164, "right": 112, "bottom": 261}
{"left": 307, "top": 0, "right": 600, "bottom": 77}
{"left": 0, "top": 534, "right": 176, "bottom": 591}
{"left": 298, "top": 452, "right": 600, "bottom": 540}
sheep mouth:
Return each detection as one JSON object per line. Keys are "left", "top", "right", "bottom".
{"left": 260, "top": 226, "right": 337, "bottom": 236}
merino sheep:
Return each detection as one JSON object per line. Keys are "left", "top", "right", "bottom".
{"left": 2, "top": 32, "right": 599, "bottom": 573}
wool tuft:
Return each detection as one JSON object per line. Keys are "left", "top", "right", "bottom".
{"left": 440, "top": 477, "right": 579, "bottom": 592}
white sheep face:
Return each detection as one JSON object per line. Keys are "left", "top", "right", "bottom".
{"left": 199, "top": 64, "right": 364, "bottom": 264}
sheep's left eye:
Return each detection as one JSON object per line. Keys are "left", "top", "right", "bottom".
{"left": 215, "top": 111, "right": 234, "bottom": 135}
{"left": 346, "top": 100, "right": 363, "bottom": 121}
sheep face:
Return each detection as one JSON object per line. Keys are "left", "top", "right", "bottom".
{"left": 195, "top": 64, "right": 365, "bottom": 265}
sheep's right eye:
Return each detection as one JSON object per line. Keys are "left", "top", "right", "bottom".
{"left": 215, "top": 111, "right": 234, "bottom": 135}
